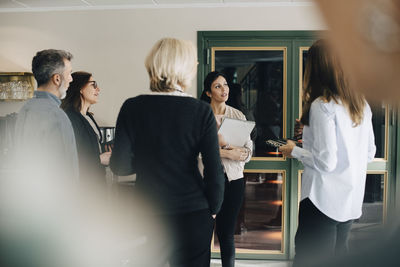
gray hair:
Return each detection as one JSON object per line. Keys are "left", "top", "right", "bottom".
{"left": 32, "top": 49, "right": 73, "bottom": 87}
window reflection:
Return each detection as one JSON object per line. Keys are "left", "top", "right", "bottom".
{"left": 214, "top": 49, "right": 285, "bottom": 157}
{"left": 349, "top": 173, "right": 385, "bottom": 248}
{"left": 299, "top": 48, "right": 309, "bottom": 116}
{"left": 213, "top": 171, "right": 284, "bottom": 252}
{"left": 367, "top": 101, "right": 386, "bottom": 159}
{"left": 301, "top": 49, "right": 308, "bottom": 78}
{"left": 298, "top": 173, "right": 386, "bottom": 251}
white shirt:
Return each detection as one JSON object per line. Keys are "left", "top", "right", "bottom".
{"left": 217, "top": 105, "right": 253, "bottom": 181}
{"left": 84, "top": 114, "right": 101, "bottom": 141}
{"left": 84, "top": 114, "right": 102, "bottom": 152}
{"left": 291, "top": 98, "right": 376, "bottom": 222}
{"left": 198, "top": 105, "right": 253, "bottom": 181}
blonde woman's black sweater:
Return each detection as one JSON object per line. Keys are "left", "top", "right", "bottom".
{"left": 110, "top": 94, "right": 225, "bottom": 215}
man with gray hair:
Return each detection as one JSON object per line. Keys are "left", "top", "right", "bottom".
{"left": 14, "top": 49, "right": 78, "bottom": 182}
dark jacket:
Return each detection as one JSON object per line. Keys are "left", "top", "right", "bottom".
{"left": 64, "top": 107, "right": 105, "bottom": 183}
{"left": 110, "top": 94, "right": 225, "bottom": 215}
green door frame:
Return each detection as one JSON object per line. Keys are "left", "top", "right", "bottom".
{"left": 197, "top": 30, "right": 397, "bottom": 260}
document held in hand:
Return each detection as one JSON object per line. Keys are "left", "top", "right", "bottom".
{"left": 218, "top": 118, "right": 255, "bottom": 147}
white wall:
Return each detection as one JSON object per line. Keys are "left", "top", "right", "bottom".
{"left": 0, "top": 5, "right": 326, "bottom": 125}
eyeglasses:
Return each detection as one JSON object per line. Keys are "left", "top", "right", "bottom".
{"left": 88, "top": 81, "right": 98, "bottom": 89}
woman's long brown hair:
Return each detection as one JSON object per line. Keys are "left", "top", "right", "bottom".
{"left": 61, "top": 71, "right": 92, "bottom": 113}
{"left": 301, "top": 39, "right": 365, "bottom": 126}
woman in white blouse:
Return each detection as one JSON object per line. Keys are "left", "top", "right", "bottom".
{"left": 200, "top": 71, "right": 253, "bottom": 267}
{"left": 279, "top": 39, "right": 376, "bottom": 267}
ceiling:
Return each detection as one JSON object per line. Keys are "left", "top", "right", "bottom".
{"left": 0, "top": 0, "right": 313, "bottom": 12}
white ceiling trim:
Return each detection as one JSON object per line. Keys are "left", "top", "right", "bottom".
{"left": 0, "top": 1, "right": 314, "bottom": 13}
{"left": 10, "top": 0, "right": 29, "bottom": 8}
{"left": 80, "top": 0, "right": 92, "bottom": 6}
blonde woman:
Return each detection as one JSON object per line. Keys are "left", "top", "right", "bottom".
{"left": 279, "top": 39, "right": 376, "bottom": 267}
{"left": 110, "top": 38, "right": 225, "bottom": 267}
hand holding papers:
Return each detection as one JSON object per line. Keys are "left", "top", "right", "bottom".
{"left": 218, "top": 118, "right": 255, "bottom": 147}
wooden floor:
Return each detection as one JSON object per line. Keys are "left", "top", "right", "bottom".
{"left": 211, "top": 259, "right": 291, "bottom": 267}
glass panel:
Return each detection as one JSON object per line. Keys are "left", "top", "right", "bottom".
{"left": 213, "top": 171, "right": 284, "bottom": 252}
{"left": 302, "top": 49, "right": 308, "bottom": 76}
{"left": 299, "top": 48, "right": 309, "bottom": 117}
{"left": 214, "top": 49, "right": 285, "bottom": 158}
{"left": 300, "top": 49, "right": 386, "bottom": 160}
{"left": 349, "top": 173, "right": 385, "bottom": 249}
{"left": 367, "top": 101, "right": 386, "bottom": 159}
{"left": 298, "top": 173, "right": 385, "bottom": 251}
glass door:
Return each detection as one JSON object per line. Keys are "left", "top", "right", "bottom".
{"left": 198, "top": 31, "right": 316, "bottom": 260}
{"left": 198, "top": 31, "right": 397, "bottom": 261}
{"left": 211, "top": 47, "right": 288, "bottom": 259}
{"left": 212, "top": 47, "right": 287, "bottom": 159}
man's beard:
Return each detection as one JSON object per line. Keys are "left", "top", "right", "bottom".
{"left": 58, "top": 79, "right": 68, "bottom": 99}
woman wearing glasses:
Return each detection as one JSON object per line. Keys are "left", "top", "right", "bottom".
{"left": 61, "top": 71, "right": 111, "bottom": 184}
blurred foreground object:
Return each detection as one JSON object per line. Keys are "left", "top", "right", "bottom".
{"left": 0, "top": 172, "right": 166, "bottom": 267}
{"left": 315, "top": 0, "right": 400, "bottom": 101}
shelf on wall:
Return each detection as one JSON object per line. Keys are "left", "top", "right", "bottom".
{"left": 0, "top": 72, "right": 35, "bottom": 101}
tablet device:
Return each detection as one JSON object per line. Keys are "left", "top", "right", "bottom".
{"left": 218, "top": 118, "right": 255, "bottom": 147}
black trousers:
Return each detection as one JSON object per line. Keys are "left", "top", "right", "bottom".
{"left": 164, "top": 208, "right": 215, "bottom": 267}
{"left": 293, "top": 198, "right": 354, "bottom": 267}
{"left": 215, "top": 177, "right": 245, "bottom": 267}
